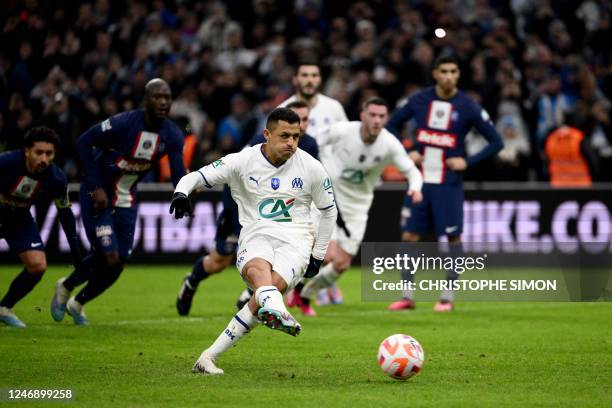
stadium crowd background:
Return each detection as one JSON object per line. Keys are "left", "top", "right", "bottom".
{"left": 1, "top": 0, "right": 611, "bottom": 182}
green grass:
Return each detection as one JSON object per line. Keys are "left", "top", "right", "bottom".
{"left": 1, "top": 265, "right": 611, "bottom": 407}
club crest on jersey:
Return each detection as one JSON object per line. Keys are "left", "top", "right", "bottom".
{"left": 132, "top": 131, "right": 159, "bottom": 161}
{"left": 258, "top": 198, "right": 294, "bottom": 222}
{"left": 271, "top": 177, "right": 280, "bottom": 190}
{"left": 11, "top": 176, "right": 39, "bottom": 199}
{"left": 291, "top": 177, "right": 303, "bottom": 189}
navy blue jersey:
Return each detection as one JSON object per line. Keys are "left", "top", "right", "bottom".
{"left": 248, "top": 133, "right": 320, "bottom": 160}
{"left": 0, "top": 150, "right": 70, "bottom": 212}
{"left": 387, "top": 87, "right": 502, "bottom": 185}
{"left": 78, "top": 110, "right": 185, "bottom": 208}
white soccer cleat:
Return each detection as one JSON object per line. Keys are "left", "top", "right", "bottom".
{"left": 66, "top": 297, "right": 89, "bottom": 326}
{"left": 0, "top": 306, "right": 26, "bottom": 328}
{"left": 50, "top": 278, "right": 71, "bottom": 322}
{"left": 192, "top": 351, "right": 224, "bottom": 375}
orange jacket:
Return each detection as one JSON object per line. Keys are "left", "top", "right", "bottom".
{"left": 158, "top": 133, "right": 197, "bottom": 182}
{"left": 545, "top": 126, "right": 591, "bottom": 187}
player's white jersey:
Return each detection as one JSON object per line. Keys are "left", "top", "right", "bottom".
{"left": 192, "top": 144, "right": 335, "bottom": 246}
{"left": 279, "top": 94, "right": 348, "bottom": 138}
{"left": 318, "top": 121, "right": 422, "bottom": 216}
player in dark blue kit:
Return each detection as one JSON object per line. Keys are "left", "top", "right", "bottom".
{"left": 386, "top": 56, "right": 503, "bottom": 312}
{"left": 0, "top": 127, "right": 81, "bottom": 328}
{"left": 50, "top": 79, "right": 185, "bottom": 325}
{"left": 175, "top": 100, "right": 319, "bottom": 316}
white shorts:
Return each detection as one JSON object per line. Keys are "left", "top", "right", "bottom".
{"left": 333, "top": 211, "right": 368, "bottom": 256}
{"left": 236, "top": 234, "right": 310, "bottom": 291}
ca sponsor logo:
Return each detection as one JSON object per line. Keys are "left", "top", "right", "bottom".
{"left": 258, "top": 198, "right": 295, "bottom": 222}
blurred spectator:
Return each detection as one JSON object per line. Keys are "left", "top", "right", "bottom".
{"left": 0, "top": 0, "right": 610, "bottom": 184}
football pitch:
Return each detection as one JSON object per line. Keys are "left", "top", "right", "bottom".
{"left": 1, "top": 265, "right": 610, "bottom": 407}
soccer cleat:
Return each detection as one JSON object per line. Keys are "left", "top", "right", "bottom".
{"left": 235, "top": 288, "right": 253, "bottom": 310}
{"left": 257, "top": 308, "right": 302, "bottom": 336}
{"left": 298, "top": 296, "right": 317, "bottom": 317}
{"left": 286, "top": 288, "right": 300, "bottom": 308}
{"left": 327, "top": 284, "right": 344, "bottom": 304}
{"left": 434, "top": 300, "right": 454, "bottom": 312}
{"left": 315, "top": 288, "right": 331, "bottom": 305}
{"left": 0, "top": 306, "right": 26, "bottom": 328}
{"left": 177, "top": 274, "right": 196, "bottom": 316}
{"left": 192, "top": 351, "right": 224, "bottom": 375}
{"left": 387, "top": 298, "right": 416, "bottom": 311}
{"left": 66, "top": 297, "right": 89, "bottom": 326}
{"left": 50, "top": 277, "right": 71, "bottom": 322}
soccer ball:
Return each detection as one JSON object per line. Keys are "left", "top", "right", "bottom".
{"left": 377, "top": 334, "right": 425, "bottom": 380}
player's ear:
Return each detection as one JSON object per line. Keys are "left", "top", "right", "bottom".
{"left": 263, "top": 128, "right": 271, "bottom": 141}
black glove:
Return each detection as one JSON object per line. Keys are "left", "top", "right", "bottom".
{"left": 169, "top": 192, "right": 193, "bottom": 219}
{"left": 304, "top": 255, "right": 323, "bottom": 278}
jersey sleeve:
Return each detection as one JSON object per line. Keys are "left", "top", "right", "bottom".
{"left": 310, "top": 162, "right": 336, "bottom": 211}
{"left": 174, "top": 152, "right": 240, "bottom": 196}
{"left": 335, "top": 101, "right": 348, "bottom": 122}
{"left": 78, "top": 113, "right": 125, "bottom": 192}
{"left": 51, "top": 169, "right": 71, "bottom": 209}
{"left": 167, "top": 125, "right": 186, "bottom": 187}
{"left": 388, "top": 137, "right": 423, "bottom": 192}
{"left": 466, "top": 103, "right": 504, "bottom": 167}
{"left": 316, "top": 123, "right": 342, "bottom": 148}
{"left": 386, "top": 98, "right": 415, "bottom": 139}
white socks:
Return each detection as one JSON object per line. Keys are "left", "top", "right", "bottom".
{"left": 301, "top": 264, "right": 340, "bottom": 298}
{"left": 205, "top": 303, "right": 259, "bottom": 359}
{"left": 255, "top": 285, "right": 288, "bottom": 313}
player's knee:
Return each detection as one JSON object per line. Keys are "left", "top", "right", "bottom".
{"left": 402, "top": 232, "right": 420, "bottom": 242}
{"left": 26, "top": 259, "right": 47, "bottom": 276}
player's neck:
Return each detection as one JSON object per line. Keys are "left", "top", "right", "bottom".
{"left": 359, "top": 124, "right": 376, "bottom": 145}
{"left": 261, "top": 144, "right": 286, "bottom": 167}
{"left": 435, "top": 85, "right": 458, "bottom": 100}
{"left": 296, "top": 93, "right": 318, "bottom": 108}
{"left": 144, "top": 110, "right": 164, "bottom": 129}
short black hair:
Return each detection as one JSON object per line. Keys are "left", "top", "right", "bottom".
{"left": 23, "top": 126, "right": 61, "bottom": 148}
{"left": 434, "top": 55, "right": 460, "bottom": 69}
{"left": 286, "top": 100, "right": 309, "bottom": 110}
{"left": 266, "top": 108, "right": 300, "bottom": 130}
{"left": 295, "top": 60, "right": 320, "bottom": 74}
{"left": 362, "top": 96, "right": 389, "bottom": 111}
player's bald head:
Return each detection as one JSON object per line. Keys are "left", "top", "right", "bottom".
{"left": 145, "top": 78, "right": 171, "bottom": 97}
{"left": 144, "top": 78, "right": 172, "bottom": 120}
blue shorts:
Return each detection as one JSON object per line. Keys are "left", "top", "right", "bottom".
{"left": 80, "top": 192, "right": 137, "bottom": 260}
{"left": 401, "top": 183, "right": 464, "bottom": 237}
{"left": 0, "top": 209, "right": 45, "bottom": 254}
{"left": 214, "top": 188, "right": 241, "bottom": 256}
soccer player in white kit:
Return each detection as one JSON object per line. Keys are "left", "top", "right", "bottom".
{"left": 288, "top": 97, "right": 423, "bottom": 316}
{"left": 169, "top": 108, "right": 337, "bottom": 375}
{"left": 279, "top": 61, "right": 348, "bottom": 305}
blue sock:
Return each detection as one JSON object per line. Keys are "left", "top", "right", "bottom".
{"left": 446, "top": 242, "right": 464, "bottom": 282}
{"left": 187, "top": 257, "right": 209, "bottom": 288}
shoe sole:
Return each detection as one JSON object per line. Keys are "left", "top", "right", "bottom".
{"left": 258, "top": 310, "right": 301, "bottom": 336}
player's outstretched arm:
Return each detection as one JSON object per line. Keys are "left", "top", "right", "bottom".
{"left": 171, "top": 154, "right": 238, "bottom": 219}
{"left": 77, "top": 117, "right": 120, "bottom": 194}
{"left": 390, "top": 139, "right": 424, "bottom": 203}
{"left": 307, "top": 165, "right": 338, "bottom": 277}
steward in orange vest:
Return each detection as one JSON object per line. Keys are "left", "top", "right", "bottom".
{"left": 544, "top": 125, "right": 592, "bottom": 187}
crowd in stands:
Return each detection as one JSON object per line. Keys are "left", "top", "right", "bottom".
{"left": 1, "top": 0, "right": 611, "bottom": 182}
